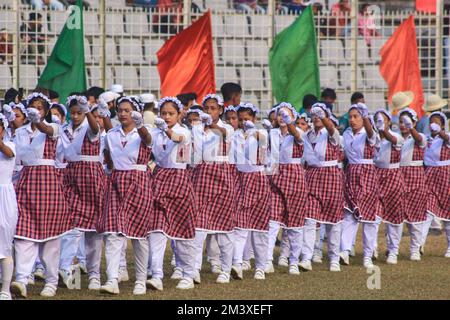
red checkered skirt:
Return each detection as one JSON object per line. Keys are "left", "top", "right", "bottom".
{"left": 152, "top": 167, "right": 196, "bottom": 239}
{"left": 192, "top": 163, "right": 235, "bottom": 232}
{"left": 344, "top": 164, "right": 379, "bottom": 222}
{"left": 15, "top": 166, "right": 70, "bottom": 241}
{"left": 236, "top": 171, "right": 270, "bottom": 231}
{"left": 400, "top": 166, "right": 428, "bottom": 223}
{"left": 305, "top": 166, "right": 344, "bottom": 224}
{"left": 425, "top": 166, "right": 450, "bottom": 220}
{"left": 376, "top": 168, "right": 405, "bottom": 224}
{"left": 269, "top": 164, "right": 308, "bottom": 228}
{"left": 97, "top": 170, "right": 153, "bottom": 238}
{"left": 64, "top": 162, "right": 106, "bottom": 231}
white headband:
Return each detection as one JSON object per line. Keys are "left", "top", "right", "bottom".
{"left": 311, "top": 102, "right": 331, "bottom": 117}
{"left": 275, "top": 102, "right": 298, "bottom": 118}
{"left": 26, "top": 92, "right": 51, "bottom": 107}
{"left": 187, "top": 108, "right": 203, "bottom": 116}
{"left": 202, "top": 94, "right": 224, "bottom": 107}
{"left": 224, "top": 106, "right": 237, "bottom": 113}
{"left": 9, "top": 102, "right": 28, "bottom": 117}
{"left": 158, "top": 96, "right": 183, "bottom": 111}
{"left": 374, "top": 108, "right": 392, "bottom": 121}
{"left": 429, "top": 111, "right": 449, "bottom": 131}
{"left": 399, "top": 107, "right": 418, "bottom": 122}
{"left": 236, "top": 102, "right": 259, "bottom": 115}
{"left": 330, "top": 114, "right": 339, "bottom": 127}
{"left": 0, "top": 113, "right": 8, "bottom": 129}
{"left": 117, "top": 96, "right": 143, "bottom": 112}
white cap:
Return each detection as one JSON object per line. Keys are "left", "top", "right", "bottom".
{"left": 139, "top": 93, "right": 156, "bottom": 104}
{"left": 99, "top": 91, "right": 120, "bottom": 104}
{"left": 110, "top": 84, "right": 124, "bottom": 94}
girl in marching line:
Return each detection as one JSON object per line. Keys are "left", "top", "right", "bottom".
{"left": 224, "top": 105, "right": 239, "bottom": 130}
{"left": 300, "top": 103, "right": 344, "bottom": 272}
{"left": 398, "top": 108, "right": 429, "bottom": 261}
{"left": 58, "top": 95, "right": 105, "bottom": 290}
{"left": 231, "top": 103, "right": 270, "bottom": 280}
{"left": 0, "top": 115, "right": 17, "bottom": 300}
{"left": 266, "top": 103, "right": 309, "bottom": 275}
{"left": 373, "top": 109, "right": 405, "bottom": 265}
{"left": 11, "top": 92, "right": 71, "bottom": 298}
{"left": 295, "top": 112, "right": 312, "bottom": 133}
{"left": 423, "top": 112, "right": 450, "bottom": 258}
{"left": 148, "top": 97, "right": 197, "bottom": 290}
{"left": 97, "top": 96, "right": 152, "bottom": 295}
{"left": 340, "top": 103, "right": 380, "bottom": 269}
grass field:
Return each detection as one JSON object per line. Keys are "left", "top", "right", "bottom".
{"left": 23, "top": 225, "right": 450, "bottom": 300}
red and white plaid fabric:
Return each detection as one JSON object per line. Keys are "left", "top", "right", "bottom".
{"left": 425, "top": 148, "right": 450, "bottom": 219}
{"left": 376, "top": 168, "right": 405, "bottom": 224}
{"left": 152, "top": 167, "right": 197, "bottom": 239}
{"left": 306, "top": 166, "right": 344, "bottom": 224}
{"left": 192, "top": 163, "right": 236, "bottom": 232}
{"left": 15, "top": 137, "right": 70, "bottom": 241}
{"left": 235, "top": 171, "right": 270, "bottom": 231}
{"left": 345, "top": 164, "right": 380, "bottom": 222}
{"left": 269, "top": 164, "right": 308, "bottom": 228}
{"left": 401, "top": 166, "right": 427, "bottom": 223}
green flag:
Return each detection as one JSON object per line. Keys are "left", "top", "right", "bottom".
{"left": 269, "top": 6, "right": 320, "bottom": 110}
{"left": 38, "top": 0, "right": 86, "bottom": 103}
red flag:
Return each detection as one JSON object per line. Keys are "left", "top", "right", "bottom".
{"left": 379, "top": 16, "right": 424, "bottom": 118}
{"left": 416, "top": 0, "right": 436, "bottom": 13}
{"left": 157, "top": 11, "right": 215, "bottom": 100}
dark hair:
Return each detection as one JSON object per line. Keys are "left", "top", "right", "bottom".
{"left": 28, "top": 95, "right": 52, "bottom": 123}
{"left": 430, "top": 114, "right": 444, "bottom": 126}
{"left": 220, "top": 83, "right": 242, "bottom": 102}
{"left": 48, "top": 89, "right": 59, "bottom": 100}
{"left": 50, "top": 103, "right": 66, "bottom": 119}
{"left": 4, "top": 87, "right": 23, "bottom": 104}
{"left": 29, "top": 12, "right": 42, "bottom": 21}
{"left": 237, "top": 106, "right": 256, "bottom": 117}
{"left": 86, "top": 86, "right": 105, "bottom": 100}
{"left": 67, "top": 95, "right": 87, "bottom": 110}
{"left": 321, "top": 88, "right": 337, "bottom": 100}
{"left": 160, "top": 101, "right": 180, "bottom": 113}
{"left": 177, "top": 93, "right": 197, "bottom": 106}
{"left": 189, "top": 105, "right": 202, "bottom": 112}
{"left": 302, "top": 94, "right": 318, "bottom": 109}
{"left": 350, "top": 92, "right": 364, "bottom": 104}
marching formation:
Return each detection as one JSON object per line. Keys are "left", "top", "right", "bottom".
{"left": 0, "top": 83, "right": 449, "bottom": 300}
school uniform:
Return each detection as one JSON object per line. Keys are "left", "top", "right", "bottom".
{"left": 191, "top": 120, "right": 235, "bottom": 277}
{"left": 13, "top": 122, "right": 70, "bottom": 288}
{"left": 97, "top": 125, "right": 153, "bottom": 284}
{"left": 374, "top": 130, "right": 405, "bottom": 257}
{"left": 301, "top": 127, "right": 344, "bottom": 266}
{"left": 150, "top": 123, "right": 197, "bottom": 282}
{"left": 5, "top": 127, "right": 22, "bottom": 185}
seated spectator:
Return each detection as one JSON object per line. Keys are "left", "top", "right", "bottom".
{"left": 0, "top": 28, "right": 13, "bottom": 64}
{"left": 358, "top": 3, "right": 380, "bottom": 47}
{"left": 287, "top": 0, "right": 309, "bottom": 15}
{"left": 29, "top": 0, "right": 65, "bottom": 10}
{"left": 331, "top": 0, "right": 351, "bottom": 37}
{"left": 20, "top": 12, "right": 46, "bottom": 64}
{"left": 234, "top": 0, "right": 266, "bottom": 14}
{"left": 127, "top": 0, "right": 158, "bottom": 8}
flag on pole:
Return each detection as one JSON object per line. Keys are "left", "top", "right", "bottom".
{"left": 269, "top": 5, "right": 320, "bottom": 110}
{"left": 416, "top": 0, "right": 437, "bottom": 13}
{"left": 38, "top": 0, "right": 86, "bottom": 103}
{"left": 157, "top": 11, "right": 215, "bottom": 100}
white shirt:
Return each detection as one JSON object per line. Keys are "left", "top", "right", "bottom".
{"left": 61, "top": 119, "right": 100, "bottom": 162}
{"left": 192, "top": 119, "right": 234, "bottom": 164}
{"left": 374, "top": 130, "right": 404, "bottom": 168}
{"left": 232, "top": 128, "right": 268, "bottom": 173}
{"left": 343, "top": 127, "right": 377, "bottom": 165}
{"left": 400, "top": 133, "right": 427, "bottom": 167}
{"left": 151, "top": 123, "right": 191, "bottom": 169}
{"left": 424, "top": 133, "right": 450, "bottom": 167}
{"left": 105, "top": 125, "right": 151, "bottom": 171}
{"left": 269, "top": 127, "right": 305, "bottom": 165}
{"left": 0, "top": 141, "right": 16, "bottom": 185}
{"left": 303, "top": 127, "right": 340, "bottom": 168}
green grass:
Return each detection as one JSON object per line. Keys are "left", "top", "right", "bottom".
{"left": 23, "top": 226, "right": 450, "bottom": 300}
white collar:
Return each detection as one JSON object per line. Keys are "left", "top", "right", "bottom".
{"left": 119, "top": 126, "right": 137, "bottom": 137}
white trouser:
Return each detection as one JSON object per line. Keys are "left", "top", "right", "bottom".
{"left": 59, "top": 229, "right": 83, "bottom": 271}
{"left": 77, "top": 232, "right": 86, "bottom": 264}
{"left": 313, "top": 224, "right": 326, "bottom": 258}
{"left": 120, "top": 239, "right": 127, "bottom": 269}
{"left": 301, "top": 219, "right": 317, "bottom": 261}
{"left": 341, "top": 212, "right": 381, "bottom": 258}
{"left": 104, "top": 234, "right": 149, "bottom": 282}
{"left": 15, "top": 238, "right": 61, "bottom": 286}
{"left": 148, "top": 232, "right": 167, "bottom": 279}
{"left": 242, "top": 235, "right": 254, "bottom": 261}
{"left": 286, "top": 228, "right": 303, "bottom": 265}
{"left": 279, "top": 229, "right": 290, "bottom": 258}
{"left": 421, "top": 213, "right": 434, "bottom": 246}
{"left": 325, "top": 223, "right": 341, "bottom": 263}
{"left": 267, "top": 221, "right": 281, "bottom": 262}
{"left": 233, "top": 229, "right": 268, "bottom": 270}
{"left": 445, "top": 221, "right": 450, "bottom": 248}
{"left": 406, "top": 223, "right": 425, "bottom": 254}
{"left": 386, "top": 223, "right": 404, "bottom": 255}
{"left": 194, "top": 231, "right": 234, "bottom": 273}
{"left": 206, "top": 234, "right": 221, "bottom": 267}
{"left": 173, "top": 239, "right": 196, "bottom": 279}
{"left": 84, "top": 232, "right": 103, "bottom": 280}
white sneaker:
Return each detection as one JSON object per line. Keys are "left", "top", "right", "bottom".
{"left": 34, "top": 267, "right": 45, "bottom": 280}
{"left": 147, "top": 278, "right": 163, "bottom": 291}
{"left": 445, "top": 248, "right": 450, "bottom": 258}
{"left": 277, "top": 256, "right": 289, "bottom": 267}
{"left": 100, "top": 279, "right": 120, "bottom": 295}
{"left": 242, "top": 260, "right": 251, "bottom": 271}
{"left": 10, "top": 281, "right": 27, "bottom": 298}
{"left": 118, "top": 268, "right": 129, "bottom": 283}
{"left": 339, "top": 251, "right": 350, "bottom": 266}
{"left": 312, "top": 253, "right": 323, "bottom": 264}
{"left": 363, "top": 256, "right": 374, "bottom": 269}
{"left": 171, "top": 267, "right": 183, "bottom": 280}
{"left": 216, "top": 272, "right": 230, "bottom": 284}
{"left": 254, "top": 268, "right": 265, "bottom": 280}
{"left": 264, "top": 261, "right": 275, "bottom": 273}
{"left": 88, "top": 278, "right": 101, "bottom": 290}
{"left": 350, "top": 245, "right": 356, "bottom": 257}
{"left": 193, "top": 271, "right": 201, "bottom": 284}
{"left": 211, "top": 264, "right": 221, "bottom": 274}
{"left": 386, "top": 253, "right": 398, "bottom": 265}
{"left": 288, "top": 264, "right": 300, "bottom": 275}
{"left": 329, "top": 262, "right": 341, "bottom": 272}
{"left": 59, "top": 269, "right": 73, "bottom": 289}
{"left": 299, "top": 260, "right": 312, "bottom": 271}
{"left": 170, "top": 254, "right": 176, "bottom": 268}
{"left": 231, "top": 265, "right": 243, "bottom": 280}
{"left": 176, "top": 278, "right": 194, "bottom": 290}
{"left": 0, "top": 292, "right": 11, "bottom": 300}
{"left": 28, "top": 274, "right": 35, "bottom": 285}
{"left": 133, "top": 281, "right": 146, "bottom": 295}
{"left": 40, "top": 284, "right": 57, "bottom": 297}
{"left": 410, "top": 252, "right": 421, "bottom": 261}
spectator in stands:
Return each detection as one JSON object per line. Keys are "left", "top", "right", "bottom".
{"left": 298, "top": 93, "right": 317, "bottom": 116}
{"left": 220, "top": 82, "right": 242, "bottom": 108}
{"left": 286, "top": 0, "right": 309, "bottom": 15}
{"left": 234, "top": 0, "right": 266, "bottom": 14}
{"left": 320, "top": 88, "right": 337, "bottom": 112}
{"left": 48, "top": 89, "right": 59, "bottom": 103}
{"left": 85, "top": 86, "right": 105, "bottom": 106}
{"left": 331, "top": 0, "right": 351, "bottom": 37}
{"left": 127, "top": 0, "right": 158, "bottom": 8}
{"left": 358, "top": 3, "right": 380, "bottom": 47}
{"left": 152, "top": 0, "right": 183, "bottom": 35}
{"left": 444, "top": 4, "right": 450, "bottom": 87}
{"left": 0, "top": 28, "right": 13, "bottom": 64}
{"left": 140, "top": 93, "right": 157, "bottom": 127}
{"left": 29, "top": 0, "right": 65, "bottom": 11}
{"left": 339, "top": 91, "right": 364, "bottom": 132}
{"left": 311, "top": 2, "right": 328, "bottom": 37}
{"left": 20, "top": 12, "right": 46, "bottom": 65}
{"left": 3, "top": 88, "right": 24, "bottom": 105}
